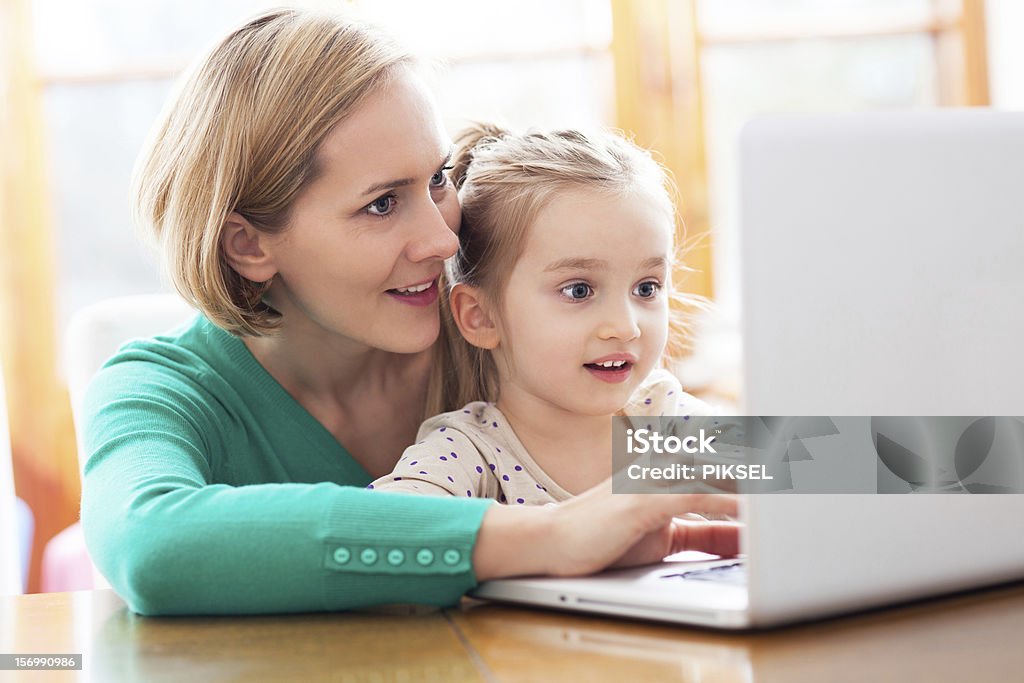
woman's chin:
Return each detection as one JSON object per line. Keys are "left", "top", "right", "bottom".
{"left": 377, "top": 321, "right": 440, "bottom": 355}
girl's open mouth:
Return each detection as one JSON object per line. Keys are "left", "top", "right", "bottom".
{"left": 584, "top": 360, "right": 633, "bottom": 383}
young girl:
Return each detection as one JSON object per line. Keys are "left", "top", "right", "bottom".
{"left": 370, "top": 125, "right": 709, "bottom": 503}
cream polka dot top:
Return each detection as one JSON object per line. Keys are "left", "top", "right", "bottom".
{"left": 369, "top": 369, "right": 711, "bottom": 504}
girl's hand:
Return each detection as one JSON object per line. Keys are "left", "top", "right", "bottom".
{"left": 473, "top": 479, "right": 740, "bottom": 581}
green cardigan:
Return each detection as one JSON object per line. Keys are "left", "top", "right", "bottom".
{"left": 80, "top": 315, "right": 493, "bottom": 615}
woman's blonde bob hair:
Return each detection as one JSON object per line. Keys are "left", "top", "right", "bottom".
{"left": 132, "top": 9, "right": 412, "bottom": 335}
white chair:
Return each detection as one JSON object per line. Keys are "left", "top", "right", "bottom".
{"left": 1, "top": 358, "right": 24, "bottom": 594}
{"left": 45, "top": 294, "right": 196, "bottom": 591}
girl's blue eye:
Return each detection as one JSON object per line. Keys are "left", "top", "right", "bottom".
{"left": 634, "top": 281, "right": 661, "bottom": 298}
{"left": 561, "top": 282, "right": 593, "bottom": 301}
{"left": 367, "top": 194, "right": 396, "bottom": 216}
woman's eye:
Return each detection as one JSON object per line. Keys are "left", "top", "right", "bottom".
{"left": 561, "top": 282, "right": 593, "bottom": 301}
{"left": 366, "top": 194, "right": 396, "bottom": 216}
{"left": 430, "top": 166, "right": 452, "bottom": 188}
{"left": 634, "top": 281, "right": 661, "bottom": 298}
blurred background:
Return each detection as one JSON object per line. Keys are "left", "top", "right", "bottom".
{"left": 0, "top": 0, "right": 1020, "bottom": 592}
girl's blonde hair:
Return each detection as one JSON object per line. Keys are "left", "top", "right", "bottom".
{"left": 431, "top": 123, "right": 702, "bottom": 411}
{"left": 132, "top": 9, "right": 412, "bottom": 335}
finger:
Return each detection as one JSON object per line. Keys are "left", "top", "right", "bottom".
{"left": 656, "top": 492, "right": 739, "bottom": 519}
{"left": 677, "top": 512, "right": 710, "bottom": 522}
{"left": 671, "top": 520, "right": 742, "bottom": 558}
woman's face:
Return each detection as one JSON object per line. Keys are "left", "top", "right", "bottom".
{"left": 262, "top": 68, "right": 460, "bottom": 354}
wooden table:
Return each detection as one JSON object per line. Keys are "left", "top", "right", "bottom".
{"left": 3, "top": 584, "right": 1024, "bottom": 682}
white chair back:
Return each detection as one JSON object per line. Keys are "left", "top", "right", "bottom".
{"left": 0, "top": 358, "right": 23, "bottom": 594}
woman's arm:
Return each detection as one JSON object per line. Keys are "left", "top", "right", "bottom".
{"left": 81, "top": 362, "right": 493, "bottom": 616}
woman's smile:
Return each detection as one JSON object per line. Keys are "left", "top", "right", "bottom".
{"left": 386, "top": 276, "right": 440, "bottom": 307}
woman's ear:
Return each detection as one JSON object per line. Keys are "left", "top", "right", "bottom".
{"left": 450, "top": 283, "right": 500, "bottom": 350}
{"left": 220, "top": 212, "right": 278, "bottom": 283}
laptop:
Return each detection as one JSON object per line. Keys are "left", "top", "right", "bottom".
{"left": 470, "top": 110, "right": 1024, "bottom": 628}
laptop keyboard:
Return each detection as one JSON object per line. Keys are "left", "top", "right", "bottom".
{"left": 660, "top": 561, "right": 747, "bottom": 585}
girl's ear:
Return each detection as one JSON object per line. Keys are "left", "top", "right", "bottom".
{"left": 450, "top": 283, "right": 500, "bottom": 350}
{"left": 220, "top": 212, "right": 278, "bottom": 283}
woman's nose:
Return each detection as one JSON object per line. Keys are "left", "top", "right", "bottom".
{"left": 406, "top": 200, "right": 459, "bottom": 262}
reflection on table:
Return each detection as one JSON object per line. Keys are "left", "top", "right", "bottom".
{"left": 3, "top": 582, "right": 1023, "bottom": 682}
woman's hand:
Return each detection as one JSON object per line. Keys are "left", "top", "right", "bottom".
{"left": 473, "top": 479, "right": 740, "bottom": 581}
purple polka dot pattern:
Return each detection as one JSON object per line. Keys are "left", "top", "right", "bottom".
{"left": 374, "top": 402, "right": 605, "bottom": 505}
{"left": 644, "top": 398, "right": 652, "bottom": 405}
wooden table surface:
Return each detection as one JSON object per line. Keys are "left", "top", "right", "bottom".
{"left": 3, "top": 583, "right": 1024, "bottom": 682}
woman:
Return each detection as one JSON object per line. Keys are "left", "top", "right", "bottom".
{"left": 80, "top": 8, "right": 738, "bottom": 616}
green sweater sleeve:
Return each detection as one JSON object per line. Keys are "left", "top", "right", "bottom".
{"left": 80, "top": 323, "right": 494, "bottom": 616}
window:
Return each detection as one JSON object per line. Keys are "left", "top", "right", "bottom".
{"left": 697, "top": 0, "right": 965, "bottom": 320}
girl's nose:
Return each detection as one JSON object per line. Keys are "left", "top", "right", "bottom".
{"left": 597, "top": 299, "right": 641, "bottom": 341}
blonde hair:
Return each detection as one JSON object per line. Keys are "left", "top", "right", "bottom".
{"left": 132, "top": 9, "right": 412, "bottom": 335}
{"left": 434, "top": 123, "right": 702, "bottom": 411}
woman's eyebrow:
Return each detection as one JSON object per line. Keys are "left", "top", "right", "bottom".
{"left": 360, "top": 148, "right": 453, "bottom": 197}
{"left": 361, "top": 177, "right": 414, "bottom": 197}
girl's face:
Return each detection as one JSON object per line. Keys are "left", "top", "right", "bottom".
{"left": 260, "top": 68, "right": 460, "bottom": 354}
{"left": 493, "top": 187, "right": 674, "bottom": 416}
